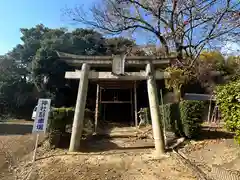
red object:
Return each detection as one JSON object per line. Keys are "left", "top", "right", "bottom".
{"left": 184, "top": 21, "right": 189, "bottom": 25}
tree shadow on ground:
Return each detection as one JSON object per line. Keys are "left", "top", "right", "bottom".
{"left": 56, "top": 132, "right": 155, "bottom": 153}
{"left": 80, "top": 134, "right": 155, "bottom": 153}
{"left": 195, "top": 128, "right": 234, "bottom": 141}
{"left": 96, "top": 121, "right": 133, "bottom": 135}
{"left": 173, "top": 129, "right": 235, "bottom": 151}
{"left": 55, "top": 127, "right": 235, "bottom": 153}
{"left": 0, "top": 123, "right": 33, "bottom": 135}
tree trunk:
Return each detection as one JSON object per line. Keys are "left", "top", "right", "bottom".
{"left": 156, "top": 34, "right": 169, "bottom": 56}
{"left": 173, "top": 88, "right": 181, "bottom": 102}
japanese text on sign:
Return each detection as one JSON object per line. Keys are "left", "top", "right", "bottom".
{"left": 32, "top": 99, "right": 51, "bottom": 133}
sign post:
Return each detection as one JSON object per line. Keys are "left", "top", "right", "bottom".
{"left": 32, "top": 98, "right": 51, "bottom": 162}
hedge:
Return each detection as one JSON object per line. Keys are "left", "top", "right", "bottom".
{"left": 48, "top": 107, "right": 74, "bottom": 132}
{"left": 47, "top": 107, "right": 94, "bottom": 148}
{"left": 179, "top": 100, "right": 205, "bottom": 138}
{"left": 159, "top": 103, "right": 185, "bottom": 137}
{"left": 143, "top": 100, "right": 206, "bottom": 138}
{"left": 216, "top": 79, "right": 240, "bottom": 144}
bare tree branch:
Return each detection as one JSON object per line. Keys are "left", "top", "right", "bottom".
{"left": 64, "top": 0, "right": 240, "bottom": 65}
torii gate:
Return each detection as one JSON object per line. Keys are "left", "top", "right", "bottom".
{"left": 57, "top": 52, "right": 174, "bottom": 156}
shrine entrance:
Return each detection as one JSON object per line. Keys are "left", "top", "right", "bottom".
{"left": 96, "top": 80, "right": 150, "bottom": 125}
{"left": 99, "top": 83, "right": 133, "bottom": 124}
{"left": 57, "top": 52, "right": 173, "bottom": 153}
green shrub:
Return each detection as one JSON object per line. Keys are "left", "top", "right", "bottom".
{"left": 48, "top": 107, "right": 94, "bottom": 148}
{"left": 48, "top": 107, "right": 74, "bottom": 133}
{"left": 143, "top": 100, "right": 205, "bottom": 139}
{"left": 170, "top": 103, "right": 185, "bottom": 137}
{"left": 159, "top": 103, "right": 185, "bottom": 137}
{"left": 48, "top": 107, "right": 74, "bottom": 147}
{"left": 179, "top": 100, "right": 205, "bottom": 138}
{"left": 216, "top": 79, "right": 240, "bottom": 144}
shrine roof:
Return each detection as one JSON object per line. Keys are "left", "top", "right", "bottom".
{"left": 57, "top": 51, "right": 173, "bottom": 68}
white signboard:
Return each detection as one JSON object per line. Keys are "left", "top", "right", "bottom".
{"left": 32, "top": 99, "right": 51, "bottom": 133}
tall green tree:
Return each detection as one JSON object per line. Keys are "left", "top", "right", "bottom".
{"left": 0, "top": 56, "right": 35, "bottom": 117}
{"left": 9, "top": 24, "right": 49, "bottom": 64}
{"left": 199, "top": 51, "right": 226, "bottom": 71}
{"left": 226, "top": 55, "right": 240, "bottom": 80}
{"left": 8, "top": 25, "right": 137, "bottom": 108}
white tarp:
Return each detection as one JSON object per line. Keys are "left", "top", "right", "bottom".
{"left": 32, "top": 99, "right": 51, "bottom": 133}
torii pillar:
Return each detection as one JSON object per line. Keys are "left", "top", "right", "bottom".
{"left": 69, "top": 63, "right": 90, "bottom": 152}
{"left": 146, "top": 63, "right": 165, "bottom": 156}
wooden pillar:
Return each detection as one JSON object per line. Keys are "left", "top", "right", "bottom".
{"left": 94, "top": 84, "right": 100, "bottom": 133}
{"left": 101, "top": 87, "right": 106, "bottom": 121}
{"left": 207, "top": 96, "right": 212, "bottom": 123}
{"left": 69, "top": 63, "right": 90, "bottom": 152}
{"left": 103, "top": 104, "right": 106, "bottom": 121}
{"left": 146, "top": 63, "right": 165, "bottom": 156}
{"left": 99, "top": 87, "right": 102, "bottom": 121}
{"left": 130, "top": 88, "right": 134, "bottom": 126}
{"left": 134, "top": 81, "right": 138, "bottom": 127}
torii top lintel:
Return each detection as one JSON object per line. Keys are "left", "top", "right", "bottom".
{"left": 56, "top": 51, "right": 174, "bottom": 68}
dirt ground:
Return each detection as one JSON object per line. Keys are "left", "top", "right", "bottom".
{"left": 0, "top": 121, "right": 44, "bottom": 180}
{"left": 0, "top": 125, "right": 197, "bottom": 180}
{"left": 15, "top": 136, "right": 197, "bottom": 180}
{"left": 0, "top": 134, "right": 45, "bottom": 180}
{"left": 1, "top": 123, "right": 240, "bottom": 180}
{"left": 182, "top": 138, "right": 240, "bottom": 170}
{"left": 180, "top": 127, "right": 240, "bottom": 179}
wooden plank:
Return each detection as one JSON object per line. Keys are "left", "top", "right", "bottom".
{"left": 65, "top": 71, "right": 170, "bottom": 80}
{"left": 97, "top": 81, "right": 134, "bottom": 89}
{"left": 101, "top": 100, "right": 131, "bottom": 104}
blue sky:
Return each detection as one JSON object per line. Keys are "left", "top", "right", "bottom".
{"left": 0, "top": 0, "right": 95, "bottom": 55}
{"left": 0, "top": 0, "right": 152, "bottom": 55}
{"left": 0, "top": 0, "right": 239, "bottom": 56}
